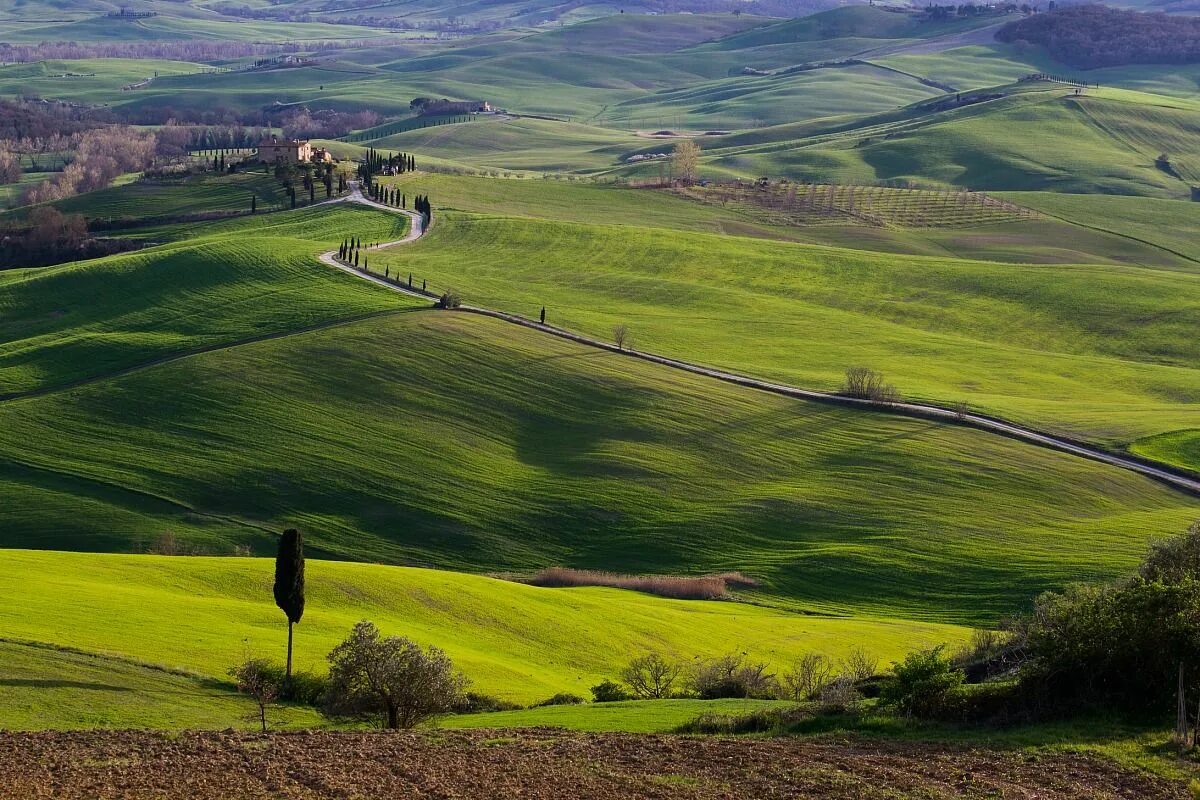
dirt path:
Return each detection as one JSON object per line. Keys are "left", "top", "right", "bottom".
{"left": 0, "top": 729, "right": 1185, "bottom": 800}
{"left": 319, "top": 190, "right": 1200, "bottom": 498}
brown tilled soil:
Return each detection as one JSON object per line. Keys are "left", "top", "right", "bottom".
{"left": 0, "top": 728, "right": 1185, "bottom": 799}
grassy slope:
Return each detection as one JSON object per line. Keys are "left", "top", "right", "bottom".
{"left": 1000, "top": 192, "right": 1200, "bottom": 266}
{"left": 379, "top": 172, "right": 1189, "bottom": 266}
{"left": 688, "top": 86, "right": 1197, "bottom": 197}
{"left": 0, "top": 550, "right": 969, "bottom": 703}
{"left": 0, "top": 204, "right": 411, "bottom": 396}
{"left": 0, "top": 640, "right": 322, "bottom": 730}
{"left": 0, "top": 312, "right": 1194, "bottom": 622}
{"left": 372, "top": 207, "right": 1200, "bottom": 452}
{"left": 4, "top": 171, "right": 289, "bottom": 222}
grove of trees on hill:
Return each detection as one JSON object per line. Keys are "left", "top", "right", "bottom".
{"left": 997, "top": 5, "right": 1200, "bottom": 69}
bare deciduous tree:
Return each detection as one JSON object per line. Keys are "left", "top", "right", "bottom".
{"left": 840, "top": 646, "right": 879, "bottom": 684}
{"left": 842, "top": 367, "right": 899, "bottom": 403}
{"left": 229, "top": 658, "right": 280, "bottom": 733}
{"left": 621, "top": 653, "right": 680, "bottom": 699}
{"left": 780, "top": 653, "right": 832, "bottom": 701}
{"left": 671, "top": 139, "right": 700, "bottom": 185}
{"left": 612, "top": 324, "right": 629, "bottom": 350}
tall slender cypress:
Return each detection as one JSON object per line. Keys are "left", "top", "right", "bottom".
{"left": 273, "top": 529, "right": 305, "bottom": 681}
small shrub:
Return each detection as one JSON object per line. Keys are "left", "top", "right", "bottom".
{"left": 451, "top": 692, "right": 523, "bottom": 714}
{"left": 842, "top": 367, "right": 900, "bottom": 403}
{"left": 246, "top": 661, "right": 327, "bottom": 705}
{"left": 229, "top": 658, "right": 280, "bottom": 733}
{"left": 691, "top": 654, "right": 777, "bottom": 700}
{"left": 880, "top": 645, "right": 965, "bottom": 719}
{"left": 437, "top": 291, "right": 462, "bottom": 309}
{"left": 840, "top": 646, "right": 879, "bottom": 684}
{"left": 675, "top": 708, "right": 787, "bottom": 734}
{"left": 591, "top": 679, "right": 632, "bottom": 703}
{"left": 536, "top": 692, "right": 586, "bottom": 707}
{"left": 816, "top": 676, "right": 860, "bottom": 714}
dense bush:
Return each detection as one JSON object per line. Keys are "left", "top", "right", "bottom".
{"left": 691, "top": 654, "right": 777, "bottom": 699}
{"left": 452, "top": 692, "right": 523, "bottom": 714}
{"left": 880, "top": 646, "right": 965, "bottom": 719}
{"left": 996, "top": 6, "right": 1200, "bottom": 69}
{"left": 591, "top": 680, "right": 633, "bottom": 703}
{"left": 322, "top": 621, "right": 469, "bottom": 729}
{"left": 536, "top": 692, "right": 586, "bottom": 707}
{"left": 983, "top": 522, "right": 1200, "bottom": 719}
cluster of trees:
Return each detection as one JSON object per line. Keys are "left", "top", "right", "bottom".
{"left": 280, "top": 109, "right": 381, "bottom": 141}
{"left": 271, "top": 161, "right": 339, "bottom": 208}
{"left": 997, "top": 6, "right": 1200, "bottom": 68}
{"left": 358, "top": 148, "right": 417, "bottom": 183}
{"left": 338, "top": 236, "right": 368, "bottom": 268}
{"left": 870, "top": 522, "right": 1200, "bottom": 744}
{"left": 589, "top": 648, "right": 879, "bottom": 705}
{"left": 22, "top": 127, "right": 158, "bottom": 205}
{"left": 841, "top": 367, "right": 900, "bottom": 404}
{"left": 0, "top": 206, "right": 140, "bottom": 269}
{"left": 368, "top": 184, "right": 410, "bottom": 210}
{"left": 0, "top": 39, "right": 381, "bottom": 65}
{"left": 412, "top": 194, "right": 432, "bottom": 222}
{"left": 923, "top": 3, "right": 1025, "bottom": 19}
{"left": 230, "top": 529, "right": 469, "bottom": 732}
{"left": 0, "top": 98, "right": 99, "bottom": 142}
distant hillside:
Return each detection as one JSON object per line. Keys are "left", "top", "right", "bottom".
{"left": 707, "top": 4, "right": 1001, "bottom": 48}
{"left": 997, "top": 6, "right": 1200, "bottom": 69}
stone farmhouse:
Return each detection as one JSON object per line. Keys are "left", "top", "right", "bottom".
{"left": 256, "top": 137, "right": 334, "bottom": 165}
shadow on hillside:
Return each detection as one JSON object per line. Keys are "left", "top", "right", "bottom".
{"left": 0, "top": 678, "right": 132, "bottom": 692}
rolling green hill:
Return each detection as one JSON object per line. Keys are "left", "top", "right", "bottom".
{"left": 0, "top": 204, "right": 410, "bottom": 396}
{"left": 0, "top": 550, "right": 970, "bottom": 704}
{"left": 0, "top": 639, "right": 322, "bottom": 730}
{"left": 371, "top": 203, "right": 1200, "bottom": 454}
{"left": 1, "top": 307, "right": 1195, "bottom": 622}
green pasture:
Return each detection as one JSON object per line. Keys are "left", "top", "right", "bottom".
{"left": 0, "top": 640, "right": 322, "bottom": 730}
{"left": 0, "top": 204, "right": 411, "bottom": 396}
{"left": 0, "top": 311, "right": 1194, "bottom": 621}
{"left": 0, "top": 550, "right": 970, "bottom": 703}
{"left": 371, "top": 207, "right": 1200, "bottom": 454}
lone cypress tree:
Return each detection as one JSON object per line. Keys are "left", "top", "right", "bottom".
{"left": 273, "top": 528, "right": 305, "bottom": 680}
{"left": 250, "top": 194, "right": 256, "bottom": 213}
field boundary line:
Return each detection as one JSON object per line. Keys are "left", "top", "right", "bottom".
{"left": 321, "top": 186, "right": 1200, "bottom": 497}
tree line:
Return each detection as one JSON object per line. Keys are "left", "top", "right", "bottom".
{"left": 997, "top": 5, "right": 1200, "bottom": 69}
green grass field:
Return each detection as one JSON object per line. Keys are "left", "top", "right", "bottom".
{"left": 370, "top": 202, "right": 1200, "bottom": 456}
{"left": 0, "top": 204, "right": 410, "bottom": 396}
{"left": 0, "top": 550, "right": 970, "bottom": 704}
{"left": 0, "top": 640, "right": 322, "bottom": 730}
{"left": 5, "top": 171, "right": 289, "bottom": 222}
{"left": 1, "top": 308, "right": 1194, "bottom": 622}
{"left": 1001, "top": 192, "right": 1200, "bottom": 266}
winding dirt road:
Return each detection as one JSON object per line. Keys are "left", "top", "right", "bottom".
{"left": 321, "top": 188, "right": 1200, "bottom": 497}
